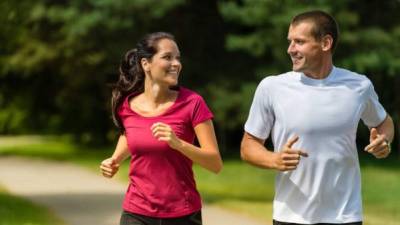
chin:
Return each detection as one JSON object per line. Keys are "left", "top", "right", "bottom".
{"left": 292, "top": 65, "right": 304, "bottom": 72}
{"left": 167, "top": 80, "right": 179, "bottom": 87}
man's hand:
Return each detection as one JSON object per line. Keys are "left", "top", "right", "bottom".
{"left": 365, "top": 128, "right": 391, "bottom": 159}
{"left": 273, "top": 136, "right": 308, "bottom": 171}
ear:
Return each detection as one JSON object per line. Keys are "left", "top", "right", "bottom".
{"left": 141, "top": 58, "right": 150, "bottom": 72}
{"left": 321, "top": 35, "right": 333, "bottom": 52}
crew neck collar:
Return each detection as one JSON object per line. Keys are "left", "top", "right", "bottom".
{"left": 299, "top": 66, "right": 337, "bottom": 86}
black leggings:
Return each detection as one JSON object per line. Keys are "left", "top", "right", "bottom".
{"left": 120, "top": 210, "right": 202, "bottom": 225}
{"left": 273, "top": 220, "right": 362, "bottom": 225}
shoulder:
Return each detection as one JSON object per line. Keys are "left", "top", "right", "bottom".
{"left": 334, "top": 67, "right": 373, "bottom": 90}
{"left": 258, "top": 71, "right": 296, "bottom": 89}
{"left": 177, "top": 87, "right": 213, "bottom": 119}
{"left": 178, "top": 86, "right": 206, "bottom": 103}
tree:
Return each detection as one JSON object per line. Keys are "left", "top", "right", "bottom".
{"left": 0, "top": 0, "right": 186, "bottom": 144}
{"left": 216, "top": 0, "right": 400, "bottom": 154}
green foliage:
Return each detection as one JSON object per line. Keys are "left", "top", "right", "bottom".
{"left": 217, "top": 0, "right": 400, "bottom": 153}
{"left": 0, "top": 0, "right": 398, "bottom": 153}
{"left": 0, "top": 0, "right": 186, "bottom": 143}
{"left": 207, "top": 82, "right": 257, "bottom": 130}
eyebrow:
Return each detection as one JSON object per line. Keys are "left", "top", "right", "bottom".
{"left": 160, "top": 51, "right": 180, "bottom": 55}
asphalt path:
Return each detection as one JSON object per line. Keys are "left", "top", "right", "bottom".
{"left": 0, "top": 156, "right": 266, "bottom": 225}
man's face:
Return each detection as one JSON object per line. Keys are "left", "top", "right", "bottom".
{"left": 287, "top": 22, "right": 324, "bottom": 75}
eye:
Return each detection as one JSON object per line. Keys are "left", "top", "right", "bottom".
{"left": 162, "top": 55, "right": 172, "bottom": 60}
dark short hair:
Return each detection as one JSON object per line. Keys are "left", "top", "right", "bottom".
{"left": 291, "top": 10, "right": 339, "bottom": 53}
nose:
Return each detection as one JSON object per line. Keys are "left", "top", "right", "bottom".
{"left": 287, "top": 41, "right": 295, "bottom": 55}
{"left": 172, "top": 58, "right": 181, "bottom": 67}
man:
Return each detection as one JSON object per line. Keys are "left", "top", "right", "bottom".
{"left": 241, "top": 10, "right": 394, "bottom": 225}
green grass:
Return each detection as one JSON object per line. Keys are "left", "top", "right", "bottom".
{"left": 193, "top": 161, "right": 275, "bottom": 223}
{"left": 194, "top": 159, "right": 400, "bottom": 225}
{"left": 0, "top": 186, "right": 64, "bottom": 225}
{"left": 1, "top": 135, "right": 400, "bottom": 225}
{"left": 361, "top": 165, "right": 400, "bottom": 225}
{"left": 0, "top": 135, "right": 111, "bottom": 168}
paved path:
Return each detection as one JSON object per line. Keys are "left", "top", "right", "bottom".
{"left": 0, "top": 156, "right": 266, "bottom": 225}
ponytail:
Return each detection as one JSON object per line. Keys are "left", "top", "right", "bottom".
{"left": 111, "top": 48, "right": 144, "bottom": 130}
{"left": 111, "top": 32, "right": 175, "bottom": 131}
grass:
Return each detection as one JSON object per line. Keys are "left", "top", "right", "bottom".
{"left": 0, "top": 135, "right": 110, "bottom": 167}
{"left": 193, "top": 161, "right": 275, "bottom": 223}
{"left": 0, "top": 185, "right": 64, "bottom": 225}
{"left": 361, "top": 165, "right": 400, "bottom": 225}
{"left": 1, "top": 135, "right": 399, "bottom": 225}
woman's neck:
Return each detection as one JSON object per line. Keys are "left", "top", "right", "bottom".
{"left": 143, "top": 82, "right": 175, "bottom": 106}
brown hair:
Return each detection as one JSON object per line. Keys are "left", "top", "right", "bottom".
{"left": 111, "top": 32, "right": 175, "bottom": 131}
{"left": 291, "top": 10, "right": 339, "bottom": 53}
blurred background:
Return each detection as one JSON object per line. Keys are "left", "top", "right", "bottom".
{"left": 1, "top": 0, "right": 399, "bottom": 224}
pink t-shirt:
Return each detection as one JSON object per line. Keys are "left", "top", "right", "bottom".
{"left": 118, "top": 87, "right": 213, "bottom": 218}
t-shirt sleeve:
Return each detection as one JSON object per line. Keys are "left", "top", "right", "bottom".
{"left": 361, "top": 80, "right": 387, "bottom": 127}
{"left": 191, "top": 95, "right": 214, "bottom": 127}
{"left": 244, "top": 79, "right": 274, "bottom": 140}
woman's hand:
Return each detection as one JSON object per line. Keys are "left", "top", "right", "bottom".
{"left": 151, "top": 122, "right": 182, "bottom": 150}
{"left": 100, "top": 158, "right": 120, "bottom": 178}
{"left": 152, "top": 120, "right": 222, "bottom": 174}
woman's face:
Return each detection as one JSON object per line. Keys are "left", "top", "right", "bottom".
{"left": 142, "top": 38, "right": 182, "bottom": 87}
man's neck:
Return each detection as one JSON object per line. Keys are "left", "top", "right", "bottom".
{"left": 303, "top": 57, "right": 333, "bottom": 79}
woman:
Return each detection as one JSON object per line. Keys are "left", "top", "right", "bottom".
{"left": 100, "top": 32, "right": 222, "bottom": 225}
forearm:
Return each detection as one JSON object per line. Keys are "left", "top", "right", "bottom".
{"left": 376, "top": 115, "right": 395, "bottom": 142}
{"left": 174, "top": 140, "right": 222, "bottom": 174}
{"left": 240, "top": 133, "right": 277, "bottom": 170}
{"left": 111, "top": 135, "right": 131, "bottom": 163}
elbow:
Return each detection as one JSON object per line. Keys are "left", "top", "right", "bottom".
{"left": 211, "top": 158, "right": 223, "bottom": 174}
{"left": 240, "top": 150, "right": 249, "bottom": 162}
{"left": 240, "top": 142, "right": 250, "bottom": 162}
{"left": 240, "top": 142, "right": 246, "bottom": 160}
{"left": 215, "top": 162, "right": 223, "bottom": 174}
{"left": 206, "top": 165, "right": 222, "bottom": 174}
{"left": 207, "top": 153, "right": 223, "bottom": 174}
{"left": 208, "top": 147, "right": 223, "bottom": 174}
{"left": 210, "top": 167, "right": 222, "bottom": 174}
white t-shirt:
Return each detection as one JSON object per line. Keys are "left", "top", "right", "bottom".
{"left": 244, "top": 66, "right": 387, "bottom": 224}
